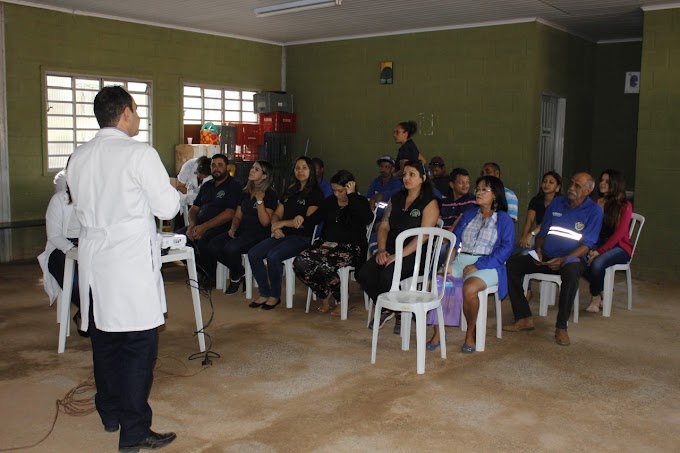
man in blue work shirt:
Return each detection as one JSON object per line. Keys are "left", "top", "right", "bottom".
{"left": 503, "top": 172, "right": 603, "bottom": 346}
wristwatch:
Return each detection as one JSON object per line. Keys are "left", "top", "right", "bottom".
{"left": 256, "top": 199, "right": 263, "bottom": 205}
{"left": 530, "top": 231, "right": 536, "bottom": 236}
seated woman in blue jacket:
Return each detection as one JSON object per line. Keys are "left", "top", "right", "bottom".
{"left": 429, "top": 175, "right": 514, "bottom": 354}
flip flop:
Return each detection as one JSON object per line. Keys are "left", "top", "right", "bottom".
{"left": 426, "top": 342, "right": 440, "bottom": 351}
{"left": 461, "top": 344, "right": 476, "bottom": 354}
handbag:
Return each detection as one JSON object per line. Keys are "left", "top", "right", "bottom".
{"left": 427, "top": 275, "right": 463, "bottom": 326}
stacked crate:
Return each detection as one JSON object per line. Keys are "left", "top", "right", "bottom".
{"left": 254, "top": 92, "right": 296, "bottom": 196}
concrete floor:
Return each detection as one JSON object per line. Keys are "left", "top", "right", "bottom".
{"left": 0, "top": 260, "right": 679, "bottom": 452}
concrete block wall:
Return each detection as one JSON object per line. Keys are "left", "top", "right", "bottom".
{"left": 3, "top": 4, "right": 282, "bottom": 259}
{"left": 634, "top": 8, "right": 680, "bottom": 280}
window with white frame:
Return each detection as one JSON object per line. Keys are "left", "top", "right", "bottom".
{"left": 45, "top": 74, "right": 152, "bottom": 171}
{"left": 183, "top": 85, "right": 257, "bottom": 125}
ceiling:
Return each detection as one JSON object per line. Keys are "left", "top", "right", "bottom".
{"left": 6, "top": 0, "right": 678, "bottom": 45}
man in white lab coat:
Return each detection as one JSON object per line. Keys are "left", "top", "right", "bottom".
{"left": 67, "top": 86, "right": 179, "bottom": 452}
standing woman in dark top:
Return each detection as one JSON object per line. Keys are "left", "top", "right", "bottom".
{"left": 209, "top": 161, "right": 278, "bottom": 294}
{"left": 393, "top": 120, "right": 421, "bottom": 178}
{"left": 293, "top": 170, "right": 374, "bottom": 316}
{"left": 357, "top": 160, "right": 440, "bottom": 332}
{"left": 248, "top": 156, "right": 324, "bottom": 310}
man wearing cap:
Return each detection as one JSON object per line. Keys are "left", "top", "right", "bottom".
{"left": 429, "top": 156, "right": 450, "bottom": 197}
{"left": 366, "top": 155, "right": 402, "bottom": 212}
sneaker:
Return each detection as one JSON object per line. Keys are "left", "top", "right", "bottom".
{"left": 393, "top": 316, "right": 402, "bottom": 335}
{"left": 224, "top": 276, "right": 244, "bottom": 295}
{"left": 369, "top": 310, "right": 395, "bottom": 330}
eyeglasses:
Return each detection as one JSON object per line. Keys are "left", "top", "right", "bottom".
{"left": 474, "top": 187, "right": 493, "bottom": 195}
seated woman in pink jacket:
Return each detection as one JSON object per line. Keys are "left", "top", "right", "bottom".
{"left": 584, "top": 169, "right": 633, "bottom": 313}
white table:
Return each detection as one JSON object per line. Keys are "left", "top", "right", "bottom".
{"left": 57, "top": 246, "right": 206, "bottom": 353}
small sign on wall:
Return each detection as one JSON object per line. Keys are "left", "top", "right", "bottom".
{"left": 624, "top": 71, "right": 640, "bottom": 94}
{"left": 380, "top": 61, "right": 393, "bottom": 84}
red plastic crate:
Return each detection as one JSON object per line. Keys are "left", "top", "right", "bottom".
{"left": 230, "top": 123, "right": 263, "bottom": 146}
{"left": 258, "top": 112, "right": 297, "bottom": 133}
{"left": 234, "top": 145, "right": 258, "bottom": 162}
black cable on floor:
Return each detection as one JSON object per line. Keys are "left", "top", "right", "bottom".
{"left": 181, "top": 239, "right": 221, "bottom": 366}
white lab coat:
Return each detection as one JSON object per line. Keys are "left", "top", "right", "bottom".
{"left": 67, "top": 128, "right": 180, "bottom": 332}
{"left": 37, "top": 190, "right": 81, "bottom": 304}
{"left": 177, "top": 157, "right": 211, "bottom": 205}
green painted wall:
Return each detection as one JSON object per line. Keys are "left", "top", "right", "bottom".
{"left": 4, "top": 4, "right": 281, "bottom": 258}
{"left": 287, "top": 23, "right": 537, "bottom": 224}
{"left": 635, "top": 9, "right": 680, "bottom": 280}
{"left": 534, "top": 24, "right": 597, "bottom": 184}
{"left": 591, "top": 42, "right": 641, "bottom": 186}
{"left": 286, "top": 22, "right": 596, "bottom": 229}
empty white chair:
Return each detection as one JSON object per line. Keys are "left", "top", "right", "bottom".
{"left": 522, "top": 273, "right": 579, "bottom": 323}
{"left": 371, "top": 227, "right": 456, "bottom": 374}
{"left": 459, "top": 285, "right": 500, "bottom": 351}
{"left": 601, "top": 212, "right": 645, "bottom": 317}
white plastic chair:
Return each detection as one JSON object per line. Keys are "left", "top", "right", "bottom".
{"left": 522, "top": 273, "right": 579, "bottom": 323}
{"left": 218, "top": 254, "right": 256, "bottom": 298}
{"left": 282, "top": 225, "right": 319, "bottom": 308}
{"left": 601, "top": 212, "right": 645, "bottom": 317}
{"left": 459, "top": 285, "right": 501, "bottom": 352}
{"left": 365, "top": 217, "right": 446, "bottom": 326}
{"left": 370, "top": 227, "right": 456, "bottom": 374}
{"left": 305, "top": 207, "right": 378, "bottom": 320}
{"left": 216, "top": 254, "right": 250, "bottom": 295}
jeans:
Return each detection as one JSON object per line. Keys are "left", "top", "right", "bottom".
{"left": 506, "top": 254, "right": 586, "bottom": 329}
{"left": 584, "top": 246, "right": 630, "bottom": 296}
{"left": 247, "top": 235, "right": 310, "bottom": 299}
{"left": 208, "top": 229, "right": 270, "bottom": 280}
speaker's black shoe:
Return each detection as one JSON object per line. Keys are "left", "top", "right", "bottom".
{"left": 118, "top": 431, "right": 177, "bottom": 452}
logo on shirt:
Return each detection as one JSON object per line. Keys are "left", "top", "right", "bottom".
{"left": 410, "top": 209, "right": 421, "bottom": 218}
{"left": 216, "top": 190, "right": 225, "bottom": 199}
{"left": 297, "top": 199, "right": 306, "bottom": 206}
{"left": 575, "top": 222, "right": 585, "bottom": 231}
{"left": 553, "top": 212, "right": 563, "bottom": 217}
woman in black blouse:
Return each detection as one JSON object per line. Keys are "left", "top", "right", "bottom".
{"left": 293, "top": 170, "right": 373, "bottom": 316}
{"left": 393, "top": 120, "right": 422, "bottom": 178}
{"left": 516, "top": 171, "right": 562, "bottom": 253}
{"left": 357, "top": 160, "right": 440, "bottom": 331}
{"left": 209, "top": 160, "right": 278, "bottom": 294}
{"left": 247, "top": 156, "right": 324, "bottom": 310}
